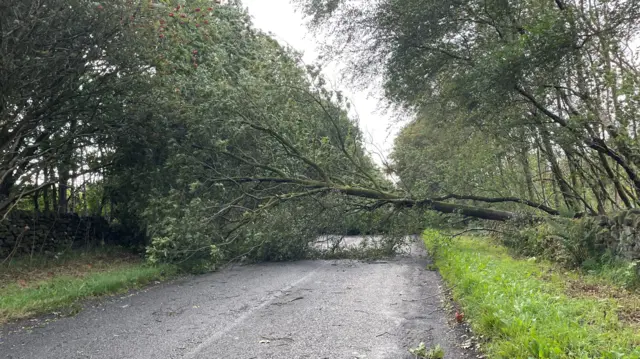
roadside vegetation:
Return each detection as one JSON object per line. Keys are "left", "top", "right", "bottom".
{"left": 424, "top": 229, "right": 640, "bottom": 359}
{"left": 3, "top": 0, "right": 640, "bottom": 348}
{"left": 3, "top": 0, "right": 640, "bottom": 270}
{"left": 0, "top": 247, "right": 177, "bottom": 324}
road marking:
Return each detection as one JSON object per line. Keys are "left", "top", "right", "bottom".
{"left": 183, "top": 264, "right": 323, "bottom": 358}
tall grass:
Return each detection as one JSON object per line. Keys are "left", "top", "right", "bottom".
{"left": 0, "top": 248, "right": 177, "bottom": 323}
{"left": 423, "top": 229, "right": 640, "bottom": 359}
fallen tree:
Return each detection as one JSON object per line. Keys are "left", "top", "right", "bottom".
{"left": 211, "top": 177, "right": 554, "bottom": 221}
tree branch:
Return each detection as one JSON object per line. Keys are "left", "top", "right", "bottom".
{"left": 450, "top": 228, "right": 511, "bottom": 238}
{"left": 240, "top": 121, "right": 333, "bottom": 184}
{"left": 0, "top": 181, "right": 56, "bottom": 217}
{"left": 211, "top": 177, "right": 520, "bottom": 221}
{"left": 431, "top": 194, "right": 560, "bottom": 215}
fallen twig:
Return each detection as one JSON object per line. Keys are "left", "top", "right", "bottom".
{"left": 260, "top": 336, "right": 294, "bottom": 342}
{"left": 271, "top": 296, "right": 304, "bottom": 306}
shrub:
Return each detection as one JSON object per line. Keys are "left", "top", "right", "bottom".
{"left": 144, "top": 191, "right": 222, "bottom": 272}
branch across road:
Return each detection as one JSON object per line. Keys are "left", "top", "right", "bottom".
{"left": 0, "top": 242, "right": 474, "bottom": 359}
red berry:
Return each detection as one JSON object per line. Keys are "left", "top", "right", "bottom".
{"left": 159, "top": 34, "right": 165, "bottom": 38}
{"left": 192, "top": 49, "right": 198, "bottom": 54}
{"left": 169, "top": 12, "right": 174, "bottom": 17}
{"left": 160, "top": 19, "right": 165, "bottom": 24}
{"left": 196, "top": 23, "right": 200, "bottom": 27}
{"left": 195, "top": 8, "right": 201, "bottom": 12}
{"left": 176, "top": 5, "right": 181, "bottom": 10}
{"left": 97, "top": 4, "right": 103, "bottom": 9}
{"left": 180, "top": 14, "right": 186, "bottom": 18}
{"left": 204, "top": 20, "right": 209, "bottom": 24}
{"left": 208, "top": 7, "right": 213, "bottom": 11}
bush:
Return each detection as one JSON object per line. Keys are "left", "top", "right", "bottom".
{"left": 504, "top": 217, "right": 640, "bottom": 289}
{"left": 142, "top": 191, "right": 426, "bottom": 269}
{"left": 507, "top": 219, "right": 604, "bottom": 268}
{"left": 144, "top": 191, "right": 222, "bottom": 272}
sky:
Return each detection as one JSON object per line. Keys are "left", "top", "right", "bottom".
{"left": 241, "top": 0, "right": 403, "bottom": 164}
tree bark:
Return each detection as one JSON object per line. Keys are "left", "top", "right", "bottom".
{"left": 519, "top": 143, "right": 535, "bottom": 201}
{"left": 57, "top": 177, "right": 68, "bottom": 214}
{"left": 413, "top": 200, "right": 517, "bottom": 221}
{"left": 43, "top": 166, "right": 50, "bottom": 212}
{"left": 597, "top": 152, "right": 633, "bottom": 208}
{"left": 539, "top": 129, "right": 579, "bottom": 211}
{"left": 214, "top": 177, "right": 543, "bottom": 221}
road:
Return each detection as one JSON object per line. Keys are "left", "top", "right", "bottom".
{"left": 0, "top": 241, "right": 473, "bottom": 359}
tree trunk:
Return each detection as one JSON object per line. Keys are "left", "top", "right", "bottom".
{"left": 42, "top": 167, "right": 50, "bottom": 212}
{"left": 57, "top": 176, "right": 68, "bottom": 214}
{"left": 540, "top": 129, "right": 579, "bottom": 211}
{"left": 519, "top": 144, "right": 535, "bottom": 200}
{"left": 57, "top": 120, "right": 76, "bottom": 214}
{"left": 0, "top": 173, "right": 14, "bottom": 207}
{"left": 416, "top": 200, "right": 517, "bottom": 221}
{"left": 597, "top": 152, "right": 634, "bottom": 208}
{"left": 535, "top": 144, "right": 549, "bottom": 206}
{"left": 33, "top": 171, "right": 40, "bottom": 212}
{"left": 51, "top": 182, "right": 57, "bottom": 214}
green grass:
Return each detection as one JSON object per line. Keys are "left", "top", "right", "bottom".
{"left": 581, "top": 259, "right": 640, "bottom": 290}
{"left": 423, "top": 229, "right": 640, "bottom": 359}
{"left": 0, "top": 248, "right": 178, "bottom": 323}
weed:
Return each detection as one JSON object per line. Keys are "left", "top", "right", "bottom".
{"left": 408, "top": 342, "right": 445, "bottom": 359}
{"left": 424, "top": 232, "right": 640, "bottom": 359}
{"left": 0, "top": 247, "right": 178, "bottom": 323}
{"left": 508, "top": 218, "right": 640, "bottom": 290}
{"left": 0, "top": 246, "right": 141, "bottom": 288}
{"left": 425, "top": 263, "right": 437, "bottom": 271}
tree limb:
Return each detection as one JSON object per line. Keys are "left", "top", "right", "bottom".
{"left": 431, "top": 194, "right": 560, "bottom": 215}
{"left": 211, "top": 177, "right": 520, "bottom": 221}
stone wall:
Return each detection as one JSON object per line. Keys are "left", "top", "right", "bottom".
{"left": 0, "top": 211, "right": 129, "bottom": 257}
{"left": 597, "top": 209, "right": 640, "bottom": 261}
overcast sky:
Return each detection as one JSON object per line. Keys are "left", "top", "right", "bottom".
{"left": 241, "top": 0, "right": 403, "bottom": 164}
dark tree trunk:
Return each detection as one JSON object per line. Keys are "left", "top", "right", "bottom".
{"left": 42, "top": 167, "right": 50, "bottom": 212}
{"left": 519, "top": 145, "right": 535, "bottom": 200}
{"left": 540, "top": 129, "right": 579, "bottom": 211}
{"left": 51, "top": 182, "right": 57, "bottom": 214}
{"left": 598, "top": 152, "right": 634, "bottom": 208}
{"left": 57, "top": 177, "right": 68, "bottom": 214}
{"left": 0, "top": 173, "right": 13, "bottom": 205}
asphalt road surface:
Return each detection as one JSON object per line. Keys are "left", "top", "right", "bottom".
{"left": 1, "top": 241, "right": 472, "bottom": 359}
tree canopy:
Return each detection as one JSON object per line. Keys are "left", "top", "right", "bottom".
{"left": 298, "top": 0, "right": 640, "bottom": 218}
{"left": 5, "top": 0, "right": 640, "bottom": 265}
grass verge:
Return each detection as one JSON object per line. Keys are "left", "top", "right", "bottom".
{"left": 0, "top": 247, "right": 177, "bottom": 324}
{"left": 423, "top": 229, "right": 640, "bottom": 359}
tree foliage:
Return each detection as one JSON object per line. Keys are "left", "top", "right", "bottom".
{"left": 7, "top": 0, "right": 640, "bottom": 265}
{"left": 298, "top": 0, "right": 640, "bottom": 218}
{"left": 3, "top": 0, "right": 416, "bottom": 265}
